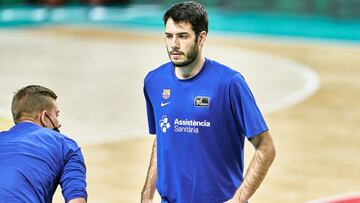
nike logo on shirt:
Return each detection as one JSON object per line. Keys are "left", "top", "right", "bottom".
{"left": 161, "top": 102, "right": 171, "bottom": 107}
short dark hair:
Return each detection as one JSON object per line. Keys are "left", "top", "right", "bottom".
{"left": 163, "top": 1, "right": 208, "bottom": 37}
{"left": 11, "top": 85, "right": 57, "bottom": 123}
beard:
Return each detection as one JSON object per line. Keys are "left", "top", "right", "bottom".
{"left": 168, "top": 41, "right": 199, "bottom": 67}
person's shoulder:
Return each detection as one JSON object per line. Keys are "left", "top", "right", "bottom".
{"left": 37, "top": 128, "right": 80, "bottom": 149}
{"left": 53, "top": 131, "right": 80, "bottom": 149}
{"left": 0, "top": 130, "right": 10, "bottom": 143}
{"left": 144, "top": 61, "right": 172, "bottom": 84}
{"left": 0, "top": 130, "right": 8, "bottom": 136}
{"left": 206, "top": 58, "right": 243, "bottom": 82}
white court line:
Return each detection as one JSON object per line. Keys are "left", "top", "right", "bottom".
{"left": 256, "top": 52, "right": 320, "bottom": 114}
{"left": 205, "top": 43, "right": 320, "bottom": 114}
{"left": 0, "top": 29, "right": 320, "bottom": 145}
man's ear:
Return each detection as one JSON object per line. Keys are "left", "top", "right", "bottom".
{"left": 40, "top": 110, "right": 47, "bottom": 127}
{"left": 198, "top": 31, "right": 207, "bottom": 46}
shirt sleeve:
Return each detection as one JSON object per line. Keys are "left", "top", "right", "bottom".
{"left": 60, "top": 137, "right": 87, "bottom": 203}
{"left": 229, "top": 73, "right": 268, "bottom": 139}
{"left": 144, "top": 86, "right": 156, "bottom": 135}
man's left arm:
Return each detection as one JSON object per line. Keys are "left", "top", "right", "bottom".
{"left": 61, "top": 138, "right": 88, "bottom": 203}
{"left": 226, "top": 131, "right": 276, "bottom": 203}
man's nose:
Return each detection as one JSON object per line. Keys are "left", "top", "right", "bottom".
{"left": 171, "top": 37, "right": 180, "bottom": 49}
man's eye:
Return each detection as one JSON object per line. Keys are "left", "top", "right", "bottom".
{"left": 166, "top": 35, "right": 172, "bottom": 39}
{"left": 179, "top": 35, "right": 187, "bottom": 39}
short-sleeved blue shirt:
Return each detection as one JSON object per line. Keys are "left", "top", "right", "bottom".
{"left": 144, "top": 58, "right": 268, "bottom": 203}
{"left": 0, "top": 122, "right": 87, "bottom": 203}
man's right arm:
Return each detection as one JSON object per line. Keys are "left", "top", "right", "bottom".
{"left": 141, "top": 138, "right": 157, "bottom": 203}
{"left": 69, "top": 198, "right": 86, "bottom": 203}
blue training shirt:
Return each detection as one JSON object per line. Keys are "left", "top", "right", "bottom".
{"left": 144, "top": 58, "right": 268, "bottom": 203}
{"left": 0, "top": 122, "right": 87, "bottom": 203}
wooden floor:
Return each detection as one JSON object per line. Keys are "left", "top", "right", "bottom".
{"left": 68, "top": 33, "right": 360, "bottom": 203}
{"left": 1, "top": 28, "right": 360, "bottom": 203}
{"left": 83, "top": 35, "right": 360, "bottom": 203}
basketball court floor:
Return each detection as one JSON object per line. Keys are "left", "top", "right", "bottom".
{"left": 0, "top": 25, "right": 359, "bottom": 202}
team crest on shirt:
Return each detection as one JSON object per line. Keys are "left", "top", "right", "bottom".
{"left": 162, "top": 89, "right": 171, "bottom": 99}
{"left": 194, "top": 96, "right": 210, "bottom": 107}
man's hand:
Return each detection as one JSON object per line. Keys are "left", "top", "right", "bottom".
{"left": 226, "top": 131, "right": 275, "bottom": 203}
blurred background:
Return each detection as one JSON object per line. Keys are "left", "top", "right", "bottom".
{"left": 1, "top": 0, "right": 360, "bottom": 39}
{"left": 0, "top": 0, "right": 360, "bottom": 203}
{"left": 1, "top": 0, "right": 360, "bottom": 17}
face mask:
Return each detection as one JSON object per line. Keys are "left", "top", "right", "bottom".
{"left": 45, "top": 114, "right": 60, "bottom": 133}
{"left": 52, "top": 127, "right": 60, "bottom": 133}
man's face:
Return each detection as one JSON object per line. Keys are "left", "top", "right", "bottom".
{"left": 44, "top": 100, "right": 61, "bottom": 132}
{"left": 165, "top": 18, "right": 199, "bottom": 67}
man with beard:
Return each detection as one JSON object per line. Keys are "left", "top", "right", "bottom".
{"left": 0, "top": 85, "right": 87, "bottom": 203}
{"left": 141, "top": 1, "right": 276, "bottom": 203}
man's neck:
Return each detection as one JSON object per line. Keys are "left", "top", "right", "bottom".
{"left": 174, "top": 55, "right": 205, "bottom": 80}
{"left": 17, "top": 117, "right": 40, "bottom": 126}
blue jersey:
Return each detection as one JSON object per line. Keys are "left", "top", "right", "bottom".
{"left": 144, "top": 58, "right": 268, "bottom": 203}
{"left": 0, "top": 122, "right": 87, "bottom": 203}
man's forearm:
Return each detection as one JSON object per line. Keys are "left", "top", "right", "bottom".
{"left": 68, "top": 197, "right": 86, "bottom": 203}
{"left": 141, "top": 138, "right": 157, "bottom": 200}
{"left": 234, "top": 132, "right": 276, "bottom": 201}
